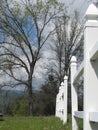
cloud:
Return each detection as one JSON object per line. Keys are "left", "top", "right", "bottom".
{"left": 1, "top": 0, "right": 93, "bottom": 91}
{"left": 60, "top": 0, "right": 92, "bottom": 16}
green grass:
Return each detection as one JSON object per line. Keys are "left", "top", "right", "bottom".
{"left": 0, "top": 115, "right": 82, "bottom": 130}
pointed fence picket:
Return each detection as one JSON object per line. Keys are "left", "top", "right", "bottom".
{"left": 55, "top": 76, "right": 68, "bottom": 124}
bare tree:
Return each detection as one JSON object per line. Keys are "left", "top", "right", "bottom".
{"left": 0, "top": 0, "right": 64, "bottom": 115}
{"left": 47, "top": 11, "right": 84, "bottom": 87}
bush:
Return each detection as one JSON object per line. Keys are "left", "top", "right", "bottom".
{"left": 0, "top": 113, "right": 3, "bottom": 121}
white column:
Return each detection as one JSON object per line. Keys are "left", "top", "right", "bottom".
{"left": 70, "top": 56, "right": 78, "bottom": 130}
{"left": 63, "top": 75, "right": 68, "bottom": 124}
{"left": 60, "top": 82, "right": 64, "bottom": 121}
{"left": 84, "top": 4, "right": 98, "bottom": 130}
{"left": 59, "top": 84, "right": 62, "bottom": 119}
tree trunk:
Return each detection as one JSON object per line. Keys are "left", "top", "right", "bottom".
{"left": 27, "top": 65, "right": 34, "bottom": 116}
{"left": 28, "top": 81, "right": 33, "bottom": 116}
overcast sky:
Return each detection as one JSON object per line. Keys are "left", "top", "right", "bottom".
{"left": 2, "top": 0, "right": 97, "bottom": 91}
{"left": 61, "top": 0, "right": 97, "bottom": 16}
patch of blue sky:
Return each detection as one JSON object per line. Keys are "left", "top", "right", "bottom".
{"left": 0, "top": 30, "right": 4, "bottom": 42}
{"left": 21, "top": 16, "right": 37, "bottom": 46}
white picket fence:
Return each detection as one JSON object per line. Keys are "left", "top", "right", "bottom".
{"left": 55, "top": 75, "right": 68, "bottom": 124}
{"left": 55, "top": 3, "right": 98, "bottom": 130}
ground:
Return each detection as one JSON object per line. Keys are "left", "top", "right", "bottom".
{"left": 0, "top": 115, "right": 82, "bottom": 130}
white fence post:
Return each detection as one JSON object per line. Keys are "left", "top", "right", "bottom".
{"left": 63, "top": 75, "right": 68, "bottom": 124}
{"left": 58, "top": 85, "right": 62, "bottom": 119}
{"left": 70, "top": 56, "right": 78, "bottom": 130}
{"left": 58, "top": 86, "right": 61, "bottom": 118}
{"left": 55, "top": 76, "right": 68, "bottom": 124}
{"left": 84, "top": 4, "right": 98, "bottom": 130}
{"left": 60, "top": 82, "right": 64, "bottom": 121}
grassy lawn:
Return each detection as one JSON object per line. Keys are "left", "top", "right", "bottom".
{"left": 0, "top": 115, "right": 82, "bottom": 130}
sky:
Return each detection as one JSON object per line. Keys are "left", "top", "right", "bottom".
{"left": 33, "top": 0, "right": 91, "bottom": 90}
{"left": 1, "top": 0, "right": 97, "bottom": 91}
{"left": 34, "top": 0, "right": 98, "bottom": 90}
{"left": 61, "top": 0, "right": 97, "bottom": 16}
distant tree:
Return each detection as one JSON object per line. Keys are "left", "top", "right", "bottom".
{"left": 12, "top": 95, "right": 28, "bottom": 116}
{"left": 48, "top": 11, "right": 84, "bottom": 86}
{"left": 40, "top": 73, "right": 58, "bottom": 115}
{"left": 0, "top": 0, "right": 64, "bottom": 115}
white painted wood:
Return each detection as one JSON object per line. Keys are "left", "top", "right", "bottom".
{"left": 89, "top": 112, "right": 98, "bottom": 122}
{"left": 73, "top": 61, "right": 84, "bottom": 85}
{"left": 60, "top": 82, "right": 64, "bottom": 121}
{"left": 90, "top": 42, "right": 98, "bottom": 61}
{"left": 74, "top": 111, "right": 84, "bottom": 119}
{"left": 71, "top": 56, "right": 78, "bottom": 130}
{"left": 55, "top": 76, "right": 68, "bottom": 124}
{"left": 83, "top": 4, "right": 98, "bottom": 130}
{"left": 63, "top": 75, "right": 68, "bottom": 124}
{"left": 85, "top": 4, "right": 98, "bottom": 20}
{"left": 58, "top": 84, "right": 62, "bottom": 120}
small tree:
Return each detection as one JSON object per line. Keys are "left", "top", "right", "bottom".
{"left": 40, "top": 73, "right": 58, "bottom": 115}
{"left": 12, "top": 95, "right": 28, "bottom": 116}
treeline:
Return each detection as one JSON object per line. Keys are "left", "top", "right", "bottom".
{"left": 0, "top": 74, "right": 58, "bottom": 116}
{"left": 0, "top": 72, "right": 83, "bottom": 116}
